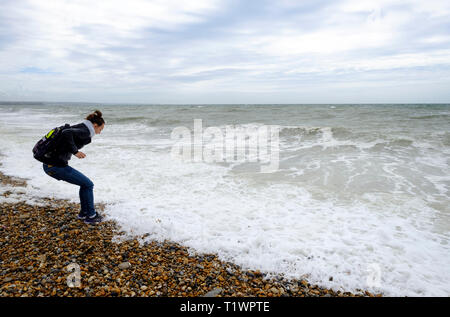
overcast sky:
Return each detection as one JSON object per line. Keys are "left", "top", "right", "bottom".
{"left": 1, "top": 0, "right": 450, "bottom": 104}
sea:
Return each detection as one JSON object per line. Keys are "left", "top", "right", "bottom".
{"left": 0, "top": 102, "right": 449, "bottom": 296}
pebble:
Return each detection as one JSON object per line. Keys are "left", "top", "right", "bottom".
{"left": 118, "top": 262, "right": 131, "bottom": 269}
{"left": 0, "top": 169, "right": 381, "bottom": 298}
{"left": 203, "top": 287, "right": 223, "bottom": 297}
{"left": 270, "top": 287, "right": 279, "bottom": 295}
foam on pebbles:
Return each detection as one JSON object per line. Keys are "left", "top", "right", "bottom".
{"left": 0, "top": 171, "right": 379, "bottom": 297}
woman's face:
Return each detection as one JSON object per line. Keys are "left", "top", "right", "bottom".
{"left": 93, "top": 123, "right": 105, "bottom": 134}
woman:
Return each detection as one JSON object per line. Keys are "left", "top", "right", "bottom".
{"left": 42, "top": 110, "right": 105, "bottom": 224}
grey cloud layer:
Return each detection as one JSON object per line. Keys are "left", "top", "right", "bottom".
{"left": 1, "top": 0, "right": 450, "bottom": 103}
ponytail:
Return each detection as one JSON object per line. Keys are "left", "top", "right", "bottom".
{"left": 86, "top": 110, "right": 105, "bottom": 126}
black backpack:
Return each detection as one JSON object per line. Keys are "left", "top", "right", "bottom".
{"left": 32, "top": 124, "right": 71, "bottom": 163}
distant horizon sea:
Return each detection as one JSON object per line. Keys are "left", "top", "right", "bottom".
{"left": 0, "top": 102, "right": 449, "bottom": 296}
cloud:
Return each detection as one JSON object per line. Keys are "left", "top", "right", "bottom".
{"left": 0, "top": 0, "right": 450, "bottom": 103}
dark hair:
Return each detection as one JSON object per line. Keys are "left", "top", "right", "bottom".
{"left": 86, "top": 110, "right": 105, "bottom": 126}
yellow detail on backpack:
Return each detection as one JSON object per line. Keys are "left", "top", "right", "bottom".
{"left": 45, "top": 129, "right": 55, "bottom": 139}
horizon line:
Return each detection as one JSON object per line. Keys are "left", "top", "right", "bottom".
{"left": 1, "top": 100, "right": 450, "bottom": 106}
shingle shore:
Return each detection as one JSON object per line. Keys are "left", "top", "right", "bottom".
{"left": 0, "top": 170, "right": 380, "bottom": 297}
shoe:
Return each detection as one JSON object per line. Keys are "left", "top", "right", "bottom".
{"left": 84, "top": 213, "right": 103, "bottom": 224}
{"left": 77, "top": 211, "right": 87, "bottom": 220}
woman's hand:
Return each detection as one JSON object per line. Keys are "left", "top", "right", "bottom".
{"left": 74, "top": 151, "right": 86, "bottom": 159}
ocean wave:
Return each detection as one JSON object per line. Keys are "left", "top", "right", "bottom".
{"left": 225, "top": 108, "right": 248, "bottom": 113}
{"left": 280, "top": 126, "right": 321, "bottom": 137}
{"left": 279, "top": 126, "right": 333, "bottom": 138}
{"left": 409, "top": 114, "right": 450, "bottom": 120}
{"left": 147, "top": 118, "right": 183, "bottom": 126}
{"left": 442, "top": 132, "right": 450, "bottom": 147}
{"left": 112, "top": 117, "right": 183, "bottom": 126}
{"left": 112, "top": 116, "right": 147, "bottom": 123}
{"left": 386, "top": 138, "right": 414, "bottom": 147}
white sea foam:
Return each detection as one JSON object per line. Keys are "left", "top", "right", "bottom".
{"left": 0, "top": 104, "right": 449, "bottom": 296}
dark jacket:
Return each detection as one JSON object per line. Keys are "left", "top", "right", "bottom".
{"left": 46, "top": 122, "right": 92, "bottom": 167}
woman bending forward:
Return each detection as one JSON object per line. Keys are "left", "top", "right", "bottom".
{"left": 42, "top": 110, "right": 105, "bottom": 224}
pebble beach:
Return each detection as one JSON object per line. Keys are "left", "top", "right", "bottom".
{"left": 0, "top": 169, "right": 379, "bottom": 298}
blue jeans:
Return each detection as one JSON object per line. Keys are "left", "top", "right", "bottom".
{"left": 43, "top": 164, "right": 96, "bottom": 217}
